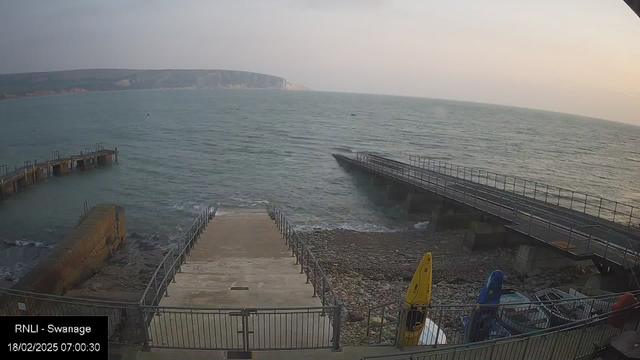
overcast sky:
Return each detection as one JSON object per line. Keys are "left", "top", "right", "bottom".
{"left": 0, "top": 0, "right": 639, "bottom": 125}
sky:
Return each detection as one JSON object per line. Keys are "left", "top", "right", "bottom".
{"left": 0, "top": 0, "right": 639, "bottom": 125}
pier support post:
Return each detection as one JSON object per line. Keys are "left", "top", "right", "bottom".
{"left": 386, "top": 184, "right": 408, "bottom": 202}
{"left": 371, "top": 175, "right": 388, "bottom": 186}
{"left": 463, "top": 221, "right": 508, "bottom": 251}
{"left": 115, "top": 147, "right": 118, "bottom": 162}
{"left": 405, "top": 191, "right": 440, "bottom": 214}
{"left": 427, "top": 200, "right": 481, "bottom": 232}
{"left": 513, "top": 245, "right": 590, "bottom": 273}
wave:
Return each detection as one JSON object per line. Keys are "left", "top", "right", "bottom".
{"left": 294, "top": 223, "right": 404, "bottom": 233}
{"left": 625, "top": 157, "right": 640, "bottom": 163}
{"left": 288, "top": 135, "right": 317, "bottom": 141}
{"left": 413, "top": 221, "right": 430, "bottom": 230}
{"left": 2, "top": 239, "right": 53, "bottom": 248}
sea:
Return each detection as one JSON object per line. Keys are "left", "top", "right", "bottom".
{"left": 1, "top": 89, "right": 639, "bottom": 281}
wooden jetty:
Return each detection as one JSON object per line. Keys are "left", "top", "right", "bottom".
{"left": 0, "top": 145, "right": 118, "bottom": 202}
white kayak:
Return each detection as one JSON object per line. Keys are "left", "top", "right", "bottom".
{"left": 418, "top": 318, "right": 447, "bottom": 345}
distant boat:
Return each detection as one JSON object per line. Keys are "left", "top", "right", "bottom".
{"left": 497, "top": 289, "right": 550, "bottom": 334}
{"left": 534, "top": 288, "right": 596, "bottom": 326}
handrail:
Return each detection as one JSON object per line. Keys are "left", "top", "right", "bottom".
{"left": 408, "top": 155, "right": 640, "bottom": 229}
{"left": 350, "top": 154, "right": 639, "bottom": 268}
{"left": 140, "top": 205, "right": 216, "bottom": 307}
{"left": 270, "top": 204, "right": 339, "bottom": 307}
{"left": 362, "top": 300, "right": 640, "bottom": 359}
{"left": 364, "top": 288, "right": 640, "bottom": 346}
{"left": 367, "top": 288, "right": 640, "bottom": 316}
{"left": 270, "top": 204, "right": 342, "bottom": 351}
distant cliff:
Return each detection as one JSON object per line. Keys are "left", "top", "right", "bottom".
{"left": 0, "top": 69, "right": 310, "bottom": 100}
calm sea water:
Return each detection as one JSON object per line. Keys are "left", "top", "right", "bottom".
{"left": 1, "top": 89, "right": 639, "bottom": 280}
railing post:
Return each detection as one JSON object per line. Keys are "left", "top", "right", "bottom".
{"left": 613, "top": 202, "right": 618, "bottom": 223}
{"left": 434, "top": 306, "right": 445, "bottom": 348}
{"left": 322, "top": 276, "right": 327, "bottom": 307}
{"left": 534, "top": 182, "right": 537, "bottom": 199}
{"left": 630, "top": 207, "right": 634, "bottom": 227}
{"left": 597, "top": 198, "right": 603, "bottom": 218}
{"left": 312, "top": 262, "right": 318, "bottom": 297}
{"left": 137, "top": 303, "right": 150, "bottom": 350}
{"left": 570, "top": 191, "right": 574, "bottom": 210}
{"left": 545, "top": 184, "right": 549, "bottom": 202}
{"left": 163, "top": 260, "right": 170, "bottom": 297}
{"left": 584, "top": 195, "right": 588, "bottom": 213}
{"left": 333, "top": 302, "right": 342, "bottom": 351}
{"left": 395, "top": 307, "right": 406, "bottom": 350}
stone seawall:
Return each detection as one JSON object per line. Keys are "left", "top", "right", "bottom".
{"left": 11, "top": 204, "right": 126, "bottom": 295}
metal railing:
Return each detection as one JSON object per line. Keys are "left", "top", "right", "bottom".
{"left": 0, "top": 287, "right": 146, "bottom": 346}
{"left": 362, "top": 302, "right": 640, "bottom": 360}
{"left": 270, "top": 204, "right": 342, "bottom": 350}
{"left": 365, "top": 289, "right": 640, "bottom": 348}
{"left": 408, "top": 155, "right": 640, "bottom": 229}
{"left": 143, "top": 305, "right": 338, "bottom": 350}
{"left": 270, "top": 204, "right": 340, "bottom": 309}
{"left": 0, "top": 205, "right": 344, "bottom": 352}
{"left": 140, "top": 205, "right": 215, "bottom": 308}
{"left": 1, "top": 145, "right": 114, "bottom": 182}
{"left": 349, "top": 154, "right": 640, "bottom": 269}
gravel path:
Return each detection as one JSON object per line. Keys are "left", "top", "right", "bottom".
{"left": 301, "top": 229, "right": 591, "bottom": 345}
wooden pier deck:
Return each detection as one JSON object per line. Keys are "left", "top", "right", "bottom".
{"left": 0, "top": 147, "right": 118, "bottom": 202}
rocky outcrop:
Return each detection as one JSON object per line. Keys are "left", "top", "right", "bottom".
{"left": 0, "top": 69, "right": 308, "bottom": 100}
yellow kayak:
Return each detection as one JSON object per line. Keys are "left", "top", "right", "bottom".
{"left": 403, "top": 252, "right": 432, "bottom": 346}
